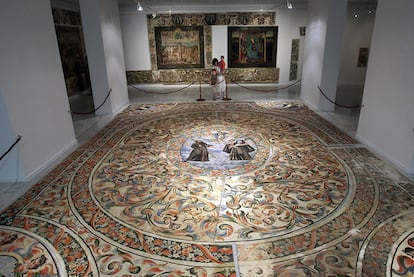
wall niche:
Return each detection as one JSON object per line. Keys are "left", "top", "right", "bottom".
{"left": 126, "top": 12, "right": 279, "bottom": 84}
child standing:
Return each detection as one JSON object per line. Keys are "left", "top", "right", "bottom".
{"left": 212, "top": 58, "right": 226, "bottom": 100}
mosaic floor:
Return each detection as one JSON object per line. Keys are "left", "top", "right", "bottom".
{"left": 1, "top": 101, "right": 414, "bottom": 276}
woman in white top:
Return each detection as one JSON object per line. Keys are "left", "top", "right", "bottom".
{"left": 212, "top": 58, "right": 226, "bottom": 100}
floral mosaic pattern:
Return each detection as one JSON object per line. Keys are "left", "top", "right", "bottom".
{"left": 0, "top": 228, "right": 60, "bottom": 276}
{"left": 1, "top": 101, "right": 413, "bottom": 276}
{"left": 392, "top": 231, "right": 414, "bottom": 276}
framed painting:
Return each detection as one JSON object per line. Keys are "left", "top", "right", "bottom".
{"left": 155, "top": 26, "right": 205, "bottom": 69}
{"left": 228, "top": 26, "right": 278, "bottom": 68}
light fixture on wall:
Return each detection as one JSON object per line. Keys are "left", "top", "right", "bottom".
{"left": 137, "top": 1, "right": 143, "bottom": 12}
{"left": 287, "top": 0, "right": 293, "bottom": 9}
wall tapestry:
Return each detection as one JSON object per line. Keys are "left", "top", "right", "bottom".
{"left": 289, "top": 39, "right": 300, "bottom": 81}
{"left": 52, "top": 8, "right": 91, "bottom": 97}
{"left": 155, "top": 26, "right": 205, "bottom": 69}
{"left": 228, "top": 26, "right": 278, "bottom": 68}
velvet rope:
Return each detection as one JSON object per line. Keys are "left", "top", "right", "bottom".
{"left": 70, "top": 88, "right": 112, "bottom": 115}
{"left": 128, "top": 78, "right": 300, "bottom": 94}
{"left": 317, "top": 86, "right": 362, "bottom": 109}
{"left": 128, "top": 83, "right": 195, "bottom": 94}
{"left": 0, "top": 135, "right": 22, "bottom": 161}
{"left": 230, "top": 79, "right": 302, "bottom": 92}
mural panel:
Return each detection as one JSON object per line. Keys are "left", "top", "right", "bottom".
{"left": 155, "top": 26, "right": 205, "bottom": 69}
{"left": 228, "top": 26, "right": 278, "bottom": 68}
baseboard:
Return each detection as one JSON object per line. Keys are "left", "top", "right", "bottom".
{"left": 25, "top": 138, "right": 79, "bottom": 183}
{"left": 300, "top": 97, "right": 318, "bottom": 111}
{"left": 355, "top": 134, "right": 414, "bottom": 176}
{"left": 113, "top": 101, "right": 130, "bottom": 115}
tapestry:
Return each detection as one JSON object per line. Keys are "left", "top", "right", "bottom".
{"left": 289, "top": 39, "right": 300, "bottom": 81}
{"left": 228, "top": 27, "right": 278, "bottom": 68}
{"left": 0, "top": 101, "right": 413, "bottom": 276}
{"left": 155, "top": 26, "right": 205, "bottom": 69}
{"left": 52, "top": 8, "right": 91, "bottom": 97}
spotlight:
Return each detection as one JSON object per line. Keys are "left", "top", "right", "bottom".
{"left": 152, "top": 13, "right": 157, "bottom": 18}
{"left": 354, "top": 13, "right": 358, "bottom": 18}
{"left": 137, "top": 1, "right": 143, "bottom": 12}
{"left": 287, "top": 0, "right": 293, "bottom": 9}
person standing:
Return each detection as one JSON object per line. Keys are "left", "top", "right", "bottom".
{"left": 212, "top": 58, "right": 226, "bottom": 100}
{"left": 219, "top": 55, "right": 226, "bottom": 72}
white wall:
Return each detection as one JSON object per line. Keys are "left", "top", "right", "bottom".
{"left": 338, "top": 8, "right": 375, "bottom": 86}
{"left": 335, "top": 4, "right": 376, "bottom": 107}
{"left": 276, "top": 9, "right": 308, "bottom": 83}
{"left": 357, "top": 0, "right": 414, "bottom": 174}
{"left": 0, "top": 90, "right": 25, "bottom": 181}
{"left": 212, "top": 25, "right": 228, "bottom": 67}
{"left": 120, "top": 11, "right": 151, "bottom": 70}
{"left": 300, "top": 0, "right": 328, "bottom": 109}
{"left": 0, "top": 0, "right": 77, "bottom": 182}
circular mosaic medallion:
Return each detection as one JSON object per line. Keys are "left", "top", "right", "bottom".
{"left": 168, "top": 125, "right": 270, "bottom": 176}
{"left": 391, "top": 231, "right": 414, "bottom": 276}
{"left": 86, "top": 109, "right": 354, "bottom": 247}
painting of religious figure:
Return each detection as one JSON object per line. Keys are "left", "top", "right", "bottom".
{"left": 228, "top": 26, "right": 278, "bottom": 68}
{"left": 155, "top": 26, "right": 205, "bottom": 69}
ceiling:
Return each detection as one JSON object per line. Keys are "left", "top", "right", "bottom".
{"left": 120, "top": 0, "right": 307, "bottom": 13}
{"left": 118, "top": 0, "right": 377, "bottom": 14}
{"left": 52, "top": 0, "right": 377, "bottom": 14}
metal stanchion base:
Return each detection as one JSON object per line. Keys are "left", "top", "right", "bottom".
{"left": 222, "top": 97, "right": 231, "bottom": 101}
{"left": 196, "top": 98, "right": 206, "bottom": 101}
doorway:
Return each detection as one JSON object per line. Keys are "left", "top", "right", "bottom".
{"left": 51, "top": 4, "right": 95, "bottom": 135}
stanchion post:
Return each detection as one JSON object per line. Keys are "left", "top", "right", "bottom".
{"left": 196, "top": 73, "right": 205, "bottom": 101}
{"left": 222, "top": 76, "right": 231, "bottom": 101}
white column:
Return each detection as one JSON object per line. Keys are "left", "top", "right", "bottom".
{"left": 319, "top": 0, "right": 347, "bottom": 110}
{"left": 0, "top": 0, "right": 77, "bottom": 182}
{"left": 356, "top": 0, "right": 414, "bottom": 174}
{"left": 301, "top": 0, "right": 347, "bottom": 111}
{"left": 0, "top": 90, "right": 25, "bottom": 181}
{"left": 79, "top": 0, "right": 129, "bottom": 116}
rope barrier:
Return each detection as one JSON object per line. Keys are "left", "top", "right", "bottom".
{"left": 0, "top": 135, "right": 22, "bottom": 161}
{"left": 128, "top": 83, "right": 195, "bottom": 94}
{"left": 317, "top": 86, "right": 362, "bottom": 109}
{"left": 230, "top": 79, "right": 302, "bottom": 92}
{"left": 128, "top": 77, "right": 299, "bottom": 96}
{"left": 70, "top": 88, "right": 112, "bottom": 115}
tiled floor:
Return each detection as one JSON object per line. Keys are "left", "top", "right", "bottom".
{"left": 1, "top": 83, "right": 412, "bottom": 212}
{"left": 1, "top": 85, "right": 414, "bottom": 276}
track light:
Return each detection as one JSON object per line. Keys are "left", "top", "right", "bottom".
{"left": 137, "top": 1, "right": 143, "bottom": 12}
{"left": 287, "top": 1, "right": 293, "bottom": 9}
